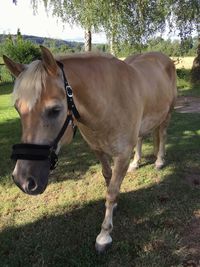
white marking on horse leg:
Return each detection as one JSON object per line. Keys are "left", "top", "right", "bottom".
{"left": 95, "top": 201, "right": 115, "bottom": 251}
{"left": 128, "top": 137, "right": 142, "bottom": 172}
{"left": 95, "top": 151, "right": 131, "bottom": 253}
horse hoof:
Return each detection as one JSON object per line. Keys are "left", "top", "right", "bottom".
{"left": 95, "top": 233, "right": 112, "bottom": 253}
{"left": 95, "top": 240, "right": 112, "bottom": 254}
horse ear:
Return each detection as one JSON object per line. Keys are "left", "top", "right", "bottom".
{"left": 3, "top": 55, "right": 25, "bottom": 77}
{"left": 40, "top": 45, "right": 58, "bottom": 76}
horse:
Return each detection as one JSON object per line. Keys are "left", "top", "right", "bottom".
{"left": 3, "top": 47, "right": 177, "bottom": 253}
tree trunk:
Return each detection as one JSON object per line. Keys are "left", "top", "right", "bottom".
{"left": 191, "top": 38, "right": 200, "bottom": 85}
{"left": 110, "top": 33, "right": 117, "bottom": 56}
{"left": 84, "top": 30, "right": 92, "bottom": 52}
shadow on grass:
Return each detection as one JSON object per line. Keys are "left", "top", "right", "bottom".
{"left": 0, "top": 174, "right": 199, "bottom": 267}
{"left": 0, "top": 112, "right": 199, "bottom": 266}
{"left": 0, "top": 83, "right": 13, "bottom": 95}
{"left": 0, "top": 117, "right": 21, "bottom": 184}
{"left": 50, "top": 132, "right": 99, "bottom": 183}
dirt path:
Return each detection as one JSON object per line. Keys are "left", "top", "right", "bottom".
{"left": 175, "top": 96, "right": 200, "bottom": 113}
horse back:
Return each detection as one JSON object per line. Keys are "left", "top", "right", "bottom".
{"left": 125, "top": 52, "right": 177, "bottom": 107}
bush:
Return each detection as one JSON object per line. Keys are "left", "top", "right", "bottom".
{"left": 191, "top": 40, "right": 200, "bottom": 85}
{"left": 2, "top": 31, "right": 41, "bottom": 64}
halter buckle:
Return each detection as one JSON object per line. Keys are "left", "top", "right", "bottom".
{"left": 66, "top": 85, "right": 73, "bottom": 97}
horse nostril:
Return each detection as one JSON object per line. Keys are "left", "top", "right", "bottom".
{"left": 27, "top": 177, "right": 37, "bottom": 192}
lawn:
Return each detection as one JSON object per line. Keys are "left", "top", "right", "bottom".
{"left": 0, "top": 73, "right": 200, "bottom": 266}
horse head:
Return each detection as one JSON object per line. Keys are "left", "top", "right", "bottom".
{"left": 3, "top": 46, "right": 75, "bottom": 195}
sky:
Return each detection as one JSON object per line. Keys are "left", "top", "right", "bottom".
{"left": 0, "top": 0, "right": 107, "bottom": 43}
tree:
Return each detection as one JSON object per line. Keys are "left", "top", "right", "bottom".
{"left": 29, "top": 0, "right": 168, "bottom": 54}
{"left": 101, "top": 1, "right": 168, "bottom": 54}
{"left": 167, "top": 0, "right": 200, "bottom": 84}
{"left": 167, "top": 0, "right": 199, "bottom": 38}
{"left": 14, "top": 0, "right": 200, "bottom": 56}
{"left": 31, "top": 0, "right": 103, "bottom": 52}
{"left": 191, "top": 38, "right": 200, "bottom": 85}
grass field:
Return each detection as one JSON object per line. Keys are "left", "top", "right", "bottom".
{"left": 171, "top": 57, "right": 194, "bottom": 69}
{"left": 0, "top": 71, "right": 200, "bottom": 266}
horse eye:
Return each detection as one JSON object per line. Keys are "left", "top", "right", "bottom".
{"left": 46, "top": 107, "right": 61, "bottom": 118}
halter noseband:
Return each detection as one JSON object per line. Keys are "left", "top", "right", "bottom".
{"left": 11, "top": 61, "right": 80, "bottom": 170}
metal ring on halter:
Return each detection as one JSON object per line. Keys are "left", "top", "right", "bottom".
{"left": 66, "top": 85, "right": 73, "bottom": 97}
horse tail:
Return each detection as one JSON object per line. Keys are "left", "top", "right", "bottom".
{"left": 165, "top": 59, "right": 177, "bottom": 111}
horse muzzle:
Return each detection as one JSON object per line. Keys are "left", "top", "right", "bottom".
{"left": 12, "top": 158, "right": 51, "bottom": 195}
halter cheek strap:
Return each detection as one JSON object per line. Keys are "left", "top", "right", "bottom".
{"left": 11, "top": 61, "right": 80, "bottom": 170}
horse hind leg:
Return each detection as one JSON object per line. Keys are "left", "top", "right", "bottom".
{"left": 153, "top": 128, "right": 160, "bottom": 157}
{"left": 127, "top": 137, "right": 142, "bottom": 172}
{"left": 95, "top": 149, "right": 131, "bottom": 253}
{"left": 154, "top": 113, "right": 171, "bottom": 170}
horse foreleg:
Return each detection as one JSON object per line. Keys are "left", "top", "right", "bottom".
{"left": 94, "top": 150, "right": 112, "bottom": 186}
{"left": 95, "top": 151, "right": 131, "bottom": 253}
{"left": 127, "top": 137, "right": 142, "bottom": 171}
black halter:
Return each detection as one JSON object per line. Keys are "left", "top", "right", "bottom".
{"left": 11, "top": 61, "right": 80, "bottom": 170}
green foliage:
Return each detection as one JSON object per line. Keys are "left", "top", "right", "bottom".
{"left": 30, "top": 0, "right": 200, "bottom": 54}
{"left": 42, "top": 38, "right": 76, "bottom": 54}
{"left": 176, "top": 67, "right": 200, "bottom": 96}
{"left": 0, "top": 65, "right": 14, "bottom": 84}
{"left": 117, "top": 36, "right": 198, "bottom": 58}
{"left": 168, "top": 0, "right": 200, "bottom": 39}
{"left": 32, "top": 0, "right": 102, "bottom": 32}
{"left": 191, "top": 39, "right": 200, "bottom": 85}
{"left": 1, "top": 30, "right": 41, "bottom": 64}
{"left": 92, "top": 43, "right": 109, "bottom": 53}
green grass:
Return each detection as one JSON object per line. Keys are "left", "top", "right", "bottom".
{"left": 177, "top": 68, "right": 200, "bottom": 96}
{"left": 0, "top": 82, "right": 200, "bottom": 267}
{"left": 0, "top": 65, "right": 14, "bottom": 84}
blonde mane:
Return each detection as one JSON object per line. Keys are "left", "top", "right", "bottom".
{"left": 13, "top": 60, "right": 47, "bottom": 111}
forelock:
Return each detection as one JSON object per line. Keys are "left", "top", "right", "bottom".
{"left": 13, "top": 60, "right": 47, "bottom": 110}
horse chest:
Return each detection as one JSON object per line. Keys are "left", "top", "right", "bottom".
{"left": 79, "top": 126, "right": 128, "bottom": 155}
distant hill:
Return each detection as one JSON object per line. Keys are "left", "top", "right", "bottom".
{"left": 0, "top": 34, "right": 84, "bottom": 48}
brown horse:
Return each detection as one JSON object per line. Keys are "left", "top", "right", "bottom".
{"left": 3, "top": 47, "right": 176, "bottom": 253}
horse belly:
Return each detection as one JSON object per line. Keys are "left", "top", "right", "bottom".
{"left": 139, "top": 109, "right": 169, "bottom": 137}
